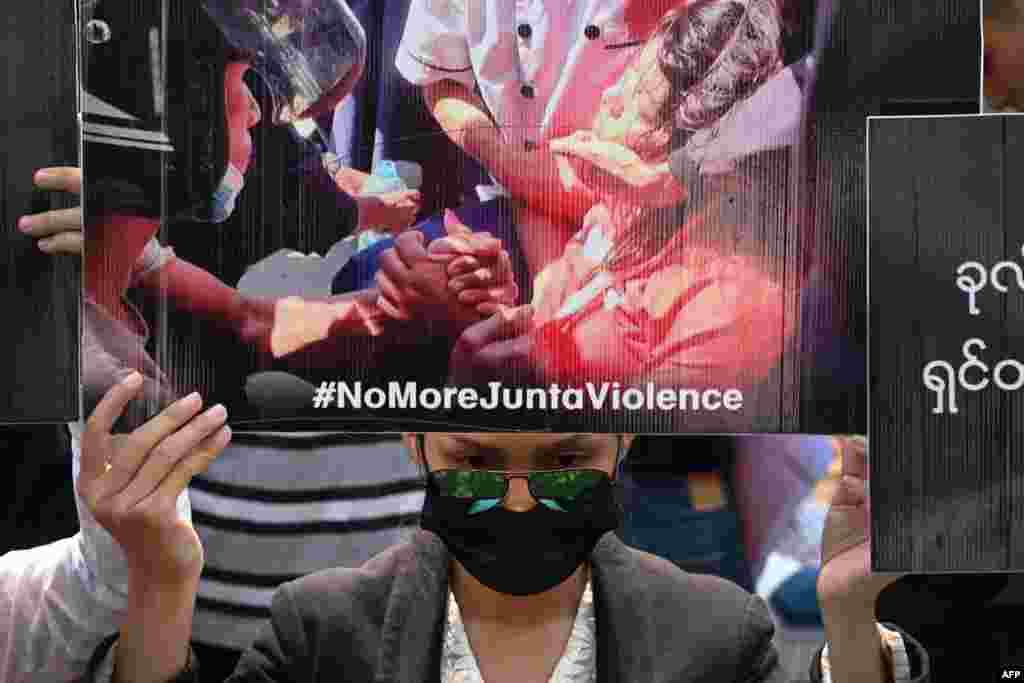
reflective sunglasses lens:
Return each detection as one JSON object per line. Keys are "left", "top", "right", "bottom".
{"left": 529, "top": 470, "right": 606, "bottom": 510}
{"left": 432, "top": 470, "right": 507, "bottom": 499}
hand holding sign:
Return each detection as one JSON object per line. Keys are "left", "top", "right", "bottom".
{"left": 78, "top": 374, "right": 231, "bottom": 584}
{"left": 817, "top": 436, "right": 903, "bottom": 611}
{"left": 18, "top": 167, "right": 83, "bottom": 255}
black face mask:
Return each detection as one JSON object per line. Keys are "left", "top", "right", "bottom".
{"left": 420, "top": 475, "right": 622, "bottom": 596}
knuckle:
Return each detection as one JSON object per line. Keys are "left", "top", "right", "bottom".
{"left": 150, "top": 442, "right": 173, "bottom": 463}
{"left": 120, "top": 434, "right": 145, "bottom": 458}
{"left": 180, "top": 456, "right": 204, "bottom": 481}
{"left": 401, "top": 285, "right": 425, "bottom": 305}
{"left": 455, "top": 328, "right": 486, "bottom": 356}
{"left": 379, "top": 253, "right": 400, "bottom": 276}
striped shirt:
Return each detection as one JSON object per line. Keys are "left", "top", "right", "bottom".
{"left": 189, "top": 433, "right": 424, "bottom": 651}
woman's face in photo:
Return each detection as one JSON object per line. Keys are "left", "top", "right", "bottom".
{"left": 412, "top": 434, "right": 623, "bottom": 511}
{"left": 224, "top": 61, "right": 262, "bottom": 174}
{"left": 592, "top": 37, "right": 672, "bottom": 164}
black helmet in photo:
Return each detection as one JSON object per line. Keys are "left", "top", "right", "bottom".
{"left": 80, "top": 0, "right": 366, "bottom": 223}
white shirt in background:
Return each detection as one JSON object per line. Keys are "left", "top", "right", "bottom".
{"left": 396, "top": 0, "right": 641, "bottom": 198}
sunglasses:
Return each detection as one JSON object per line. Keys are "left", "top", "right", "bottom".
{"left": 426, "top": 468, "right": 611, "bottom": 515}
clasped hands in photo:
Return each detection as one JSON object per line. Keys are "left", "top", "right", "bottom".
{"left": 18, "top": 166, "right": 523, "bottom": 368}
{"left": 22, "top": 122, "right": 687, "bottom": 387}
{"left": 18, "top": 165, "right": 553, "bottom": 384}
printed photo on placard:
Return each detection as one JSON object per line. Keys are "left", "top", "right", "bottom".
{"left": 80, "top": 0, "right": 882, "bottom": 432}
{"left": 868, "top": 114, "right": 1024, "bottom": 572}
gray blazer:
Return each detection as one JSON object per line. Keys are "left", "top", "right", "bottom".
{"left": 83, "top": 530, "right": 930, "bottom": 682}
{"left": 221, "top": 530, "right": 928, "bottom": 683}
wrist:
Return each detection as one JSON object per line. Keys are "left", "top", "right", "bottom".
{"left": 126, "top": 540, "right": 204, "bottom": 591}
{"left": 126, "top": 562, "right": 202, "bottom": 593}
{"left": 230, "top": 290, "right": 252, "bottom": 333}
{"left": 820, "top": 617, "right": 894, "bottom": 683}
{"left": 232, "top": 293, "right": 272, "bottom": 351}
{"left": 462, "top": 124, "right": 502, "bottom": 165}
{"left": 355, "top": 196, "right": 372, "bottom": 231}
{"left": 118, "top": 570, "right": 198, "bottom": 683}
{"left": 820, "top": 598, "right": 879, "bottom": 635}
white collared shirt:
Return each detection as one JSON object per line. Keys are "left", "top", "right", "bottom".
{"left": 442, "top": 580, "right": 597, "bottom": 683}
{"left": 439, "top": 576, "right": 910, "bottom": 683}
{"left": 396, "top": 0, "right": 642, "bottom": 198}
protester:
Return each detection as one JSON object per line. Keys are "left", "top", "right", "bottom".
{"left": 20, "top": 166, "right": 429, "bottom": 681}
{"left": 0, "top": 378, "right": 230, "bottom": 683}
{"left": 77, "top": 433, "right": 924, "bottom": 683}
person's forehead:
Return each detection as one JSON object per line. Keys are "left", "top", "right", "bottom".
{"left": 432, "top": 433, "right": 615, "bottom": 452}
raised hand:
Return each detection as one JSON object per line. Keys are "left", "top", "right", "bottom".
{"left": 447, "top": 304, "right": 539, "bottom": 386}
{"left": 355, "top": 189, "right": 423, "bottom": 233}
{"left": 77, "top": 373, "right": 231, "bottom": 584}
{"left": 814, "top": 436, "right": 908, "bottom": 683}
{"left": 816, "top": 435, "right": 903, "bottom": 612}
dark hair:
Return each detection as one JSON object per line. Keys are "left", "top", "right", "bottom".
{"left": 412, "top": 434, "right": 627, "bottom": 476}
{"left": 605, "top": 0, "right": 785, "bottom": 273}
{"left": 657, "top": 0, "right": 784, "bottom": 152}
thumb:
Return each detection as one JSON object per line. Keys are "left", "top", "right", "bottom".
{"left": 444, "top": 209, "right": 472, "bottom": 237}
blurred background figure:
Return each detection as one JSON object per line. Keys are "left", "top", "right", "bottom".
{"left": 618, "top": 435, "right": 836, "bottom": 640}
{"left": 984, "top": 0, "right": 1024, "bottom": 111}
